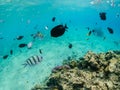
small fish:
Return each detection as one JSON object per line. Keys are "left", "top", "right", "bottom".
{"left": 10, "top": 50, "right": 13, "bottom": 55}
{"left": 34, "top": 24, "right": 38, "bottom": 29}
{"left": 16, "top": 36, "right": 24, "bottom": 40}
{"left": 52, "top": 17, "right": 56, "bottom": 22}
{"left": 31, "top": 34, "right": 34, "bottom": 37}
{"left": 68, "top": 43, "right": 72, "bottom": 49}
{"left": 0, "top": 19, "right": 5, "bottom": 23}
{"left": 3, "top": 55, "right": 9, "bottom": 59}
{"left": 86, "top": 38, "right": 89, "bottom": 40}
{"left": 19, "top": 43, "right": 27, "bottom": 48}
{"left": 37, "top": 32, "right": 44, "bottom": 38}
{"left": 39, "top": 49, "right": 42, "bottom": 54}
{"left": 22, "top": 55, "right": 43, "bottom": 67}
{"left": 107, "top": 27, "right": 114, "bottom": 34}
{"left": 116, "top": 13, "right": 119, "bottom": 18}
{"left": 87, "top": 31, "right": 92, "bottom": 36}
{"left": 69, "top": 20, "right": 71, "bottom": 23}
{"left": 103, "top": 37, "right": 106, "bottom": 40}
{"left": 86, "top": 27, "right": 90, "bottom": 30}
{"left": 27, "top": 42, "right": 33, "bottom": 49}
{"left": 99, "top": 12, "right": 106, "bottom": 20}
{"left": 45, "top": 26, "right": 48, "bottom": 30}
{"left": 0, "top": 37, "right": 3, "bottom": 39}
{"left": 113, "top": 41, "right": 119, "bottom": 47}
{"left": 33, "top": 32, "right": 44, "bottom": 39}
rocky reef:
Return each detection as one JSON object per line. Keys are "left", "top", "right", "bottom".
{"left": 31, "top": 50, "right": 120, "bottom": 90}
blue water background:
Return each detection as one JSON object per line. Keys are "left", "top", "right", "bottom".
{"left": 0, "top": 1, "right": 120, "bottom": 54}
{"left": 0, "top": 0, "right": 120, "bottom": 89}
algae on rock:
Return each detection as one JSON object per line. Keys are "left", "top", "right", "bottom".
{"left": 31, "top": 51, "right": 120, "bottom": 90}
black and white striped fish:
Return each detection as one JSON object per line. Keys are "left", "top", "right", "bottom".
{"left": 22, "top": 55, "right": 43, "bottom": 67}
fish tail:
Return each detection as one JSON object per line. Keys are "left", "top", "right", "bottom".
{"left": 22, "top": 63, "right": 27, "bottom": 68}
{"left": 65, "top": 24, "right": 68, "bottom": 29}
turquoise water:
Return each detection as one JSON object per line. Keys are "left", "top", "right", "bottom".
{"left": 0, "top": 0, "right": 120, "bottom": 90}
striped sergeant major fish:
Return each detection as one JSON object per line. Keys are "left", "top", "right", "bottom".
{"left": 22, "top": 55, "right": 43, "bottom": 67}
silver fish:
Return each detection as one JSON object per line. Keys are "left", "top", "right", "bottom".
{"left": 23, "top": 55, "right": 43, "bottom": 67}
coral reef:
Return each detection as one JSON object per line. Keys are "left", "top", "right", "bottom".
{"left": 31, "top": 50, "right": 120, "bottom": 90}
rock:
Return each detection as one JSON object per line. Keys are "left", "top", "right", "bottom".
{"left": 31, "top": 50, "right": 120, "bottom": 90}
{"left": 69, "top": 60, "right": 78, "bottom": 68}
{"left": 52, "top": 65, "right": 71, "bottom": 73}
{"left": 105, "top": 81, "right": 113, "bottom": 89}
{"left": 105, "top": 51, "right": 116, "bottom": 60}
{"left": 105, "top": 58, "right": 117, "bottom": 73}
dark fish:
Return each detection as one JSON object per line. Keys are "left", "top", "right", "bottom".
{"left": 107, "top": 27, "right": 114, "bottom": 34}
{"left": 87, "top": 31, "right": 92, "bottom": 36}
{"left": 68, "top": 43, "right": 72, "bottom": 49}
{"left": 86, "top": 27, "right": 90, "bottom": 30}
{"left": 31, "top": 34, "right": 34, "bottom": 37}
{"left": 103, "top": 37, "right": 106, "bottom": 40}
{"left": 92, "top": 28, "right": 104, "bottom": 37}
{"left": 3, "top": 55, "right": 9, "bottom": 59}
{"left": 116, "top": 13, "right": 119, "bottom": 17}
{"left": 16, "top": 36, "right": 24, "bottom": 40}
{"left": 52, "top": 17, "right": 56, "bottom": 22}
{"left": 99, "top": 12, "right": 106, "bottom": 20}
{"left": 113, "top": 41, "right": 119, "bottom": 47}
{"left": 19, "top": 43, "right": 27, "bottom": 48}
{"left": 39, "top": 49, "right": 42, "bottom": 54}
{"left": 34, "top": 24, "right": 38, "bottom": 29}
{"left": 0, "top": 37, "right": 3, "bottom": 39}
{"left": 22, "top": 55, "right": 43, "bottom": 67}
{"left": 31, "top": 32, "right": 44, "bottom": 39}
{"left": 69, "top": 20, "right": 71, "bottom": 23}
{"left": 10, "top": 50, "right": 13, "bottom": 55}
{"left": 51, "top": 24, "right": 68, "bottom": 37}
{"left": 86, "top": 38, "right": 89, "bottom": 40}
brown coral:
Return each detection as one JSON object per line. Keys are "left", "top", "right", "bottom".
{"left": 31, "top": 50, "right": 120, "bottom": 90}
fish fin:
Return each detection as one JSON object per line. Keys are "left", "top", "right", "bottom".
{"left": 22, "top": 63, "right": 27, "bottom": 68}
{"left": 65, "top": 24, "right": 68, "bottom": 29}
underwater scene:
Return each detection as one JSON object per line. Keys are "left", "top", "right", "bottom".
{"left": 0, "top": 0, "right": 120, "bottom": 90}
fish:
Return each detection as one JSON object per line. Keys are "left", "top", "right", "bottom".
{"left": 27, "top": 42, "right": 33, "bottom": 49}
{"left": 52, "top": 17, "right": 56, "bottom": 22}
{"left": 92, "top": 27, "right": 104, "bottom": 37}
{"left": 37, "top": 32, "right": 44, "bottom": 38}
{"left": 68, "top": 43, "right": 72, "bottom": 49}
{"left": 116, "top": 13, "right": 119, "bottom": 18}
{"left": 10, "top": 50, "right": 13, "bottom": 55}
{"left": 31, "top": 34, "right": 34, "bottom": 37}
{"left": 107, "top": 27, "right": 114, "bottom": 34}
{"left": 113, "top": 41, "right": 119, "bottom": 47}
{"left": 87, "top": 31, "right": 92, "bottom": 36}
{"left": 16, "top": 36, "right": 24, "bottom": 40}
{"left": 3, "top": 55, "right": 9, "bottom": 59}
{"left": 99, "top": 12, "right": 106, "bottom": 20}
{"left": 86, "top": 27, "right": 90, "bottom": 30}
{"left": 19, "top": 43, "right": 27, "bottom": 48}
{"left": 33, "top": 32, "right": 44, "bottom": 39}
{"left": 22, "top": 55, "right": 43, "bottom": 67}
{"left": 0, "top": 37, "right": 3, "bottom": 39}
{"left": 51, "top": 24, "right": 68, "bottom": 37}
{"left": 39, "top": 49, "right": 42, "bottom": 54}
{"left": 103, "top": 37, "right": 106, "bottom": 40}
{"left": 34, "top": 24, "right": 38, "bottom": 29}
{"left": 45, "top": 26, "right": 48, "bottom": 30}
{"left": 86, "top": 38, "right": 89, "bottom": 40}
